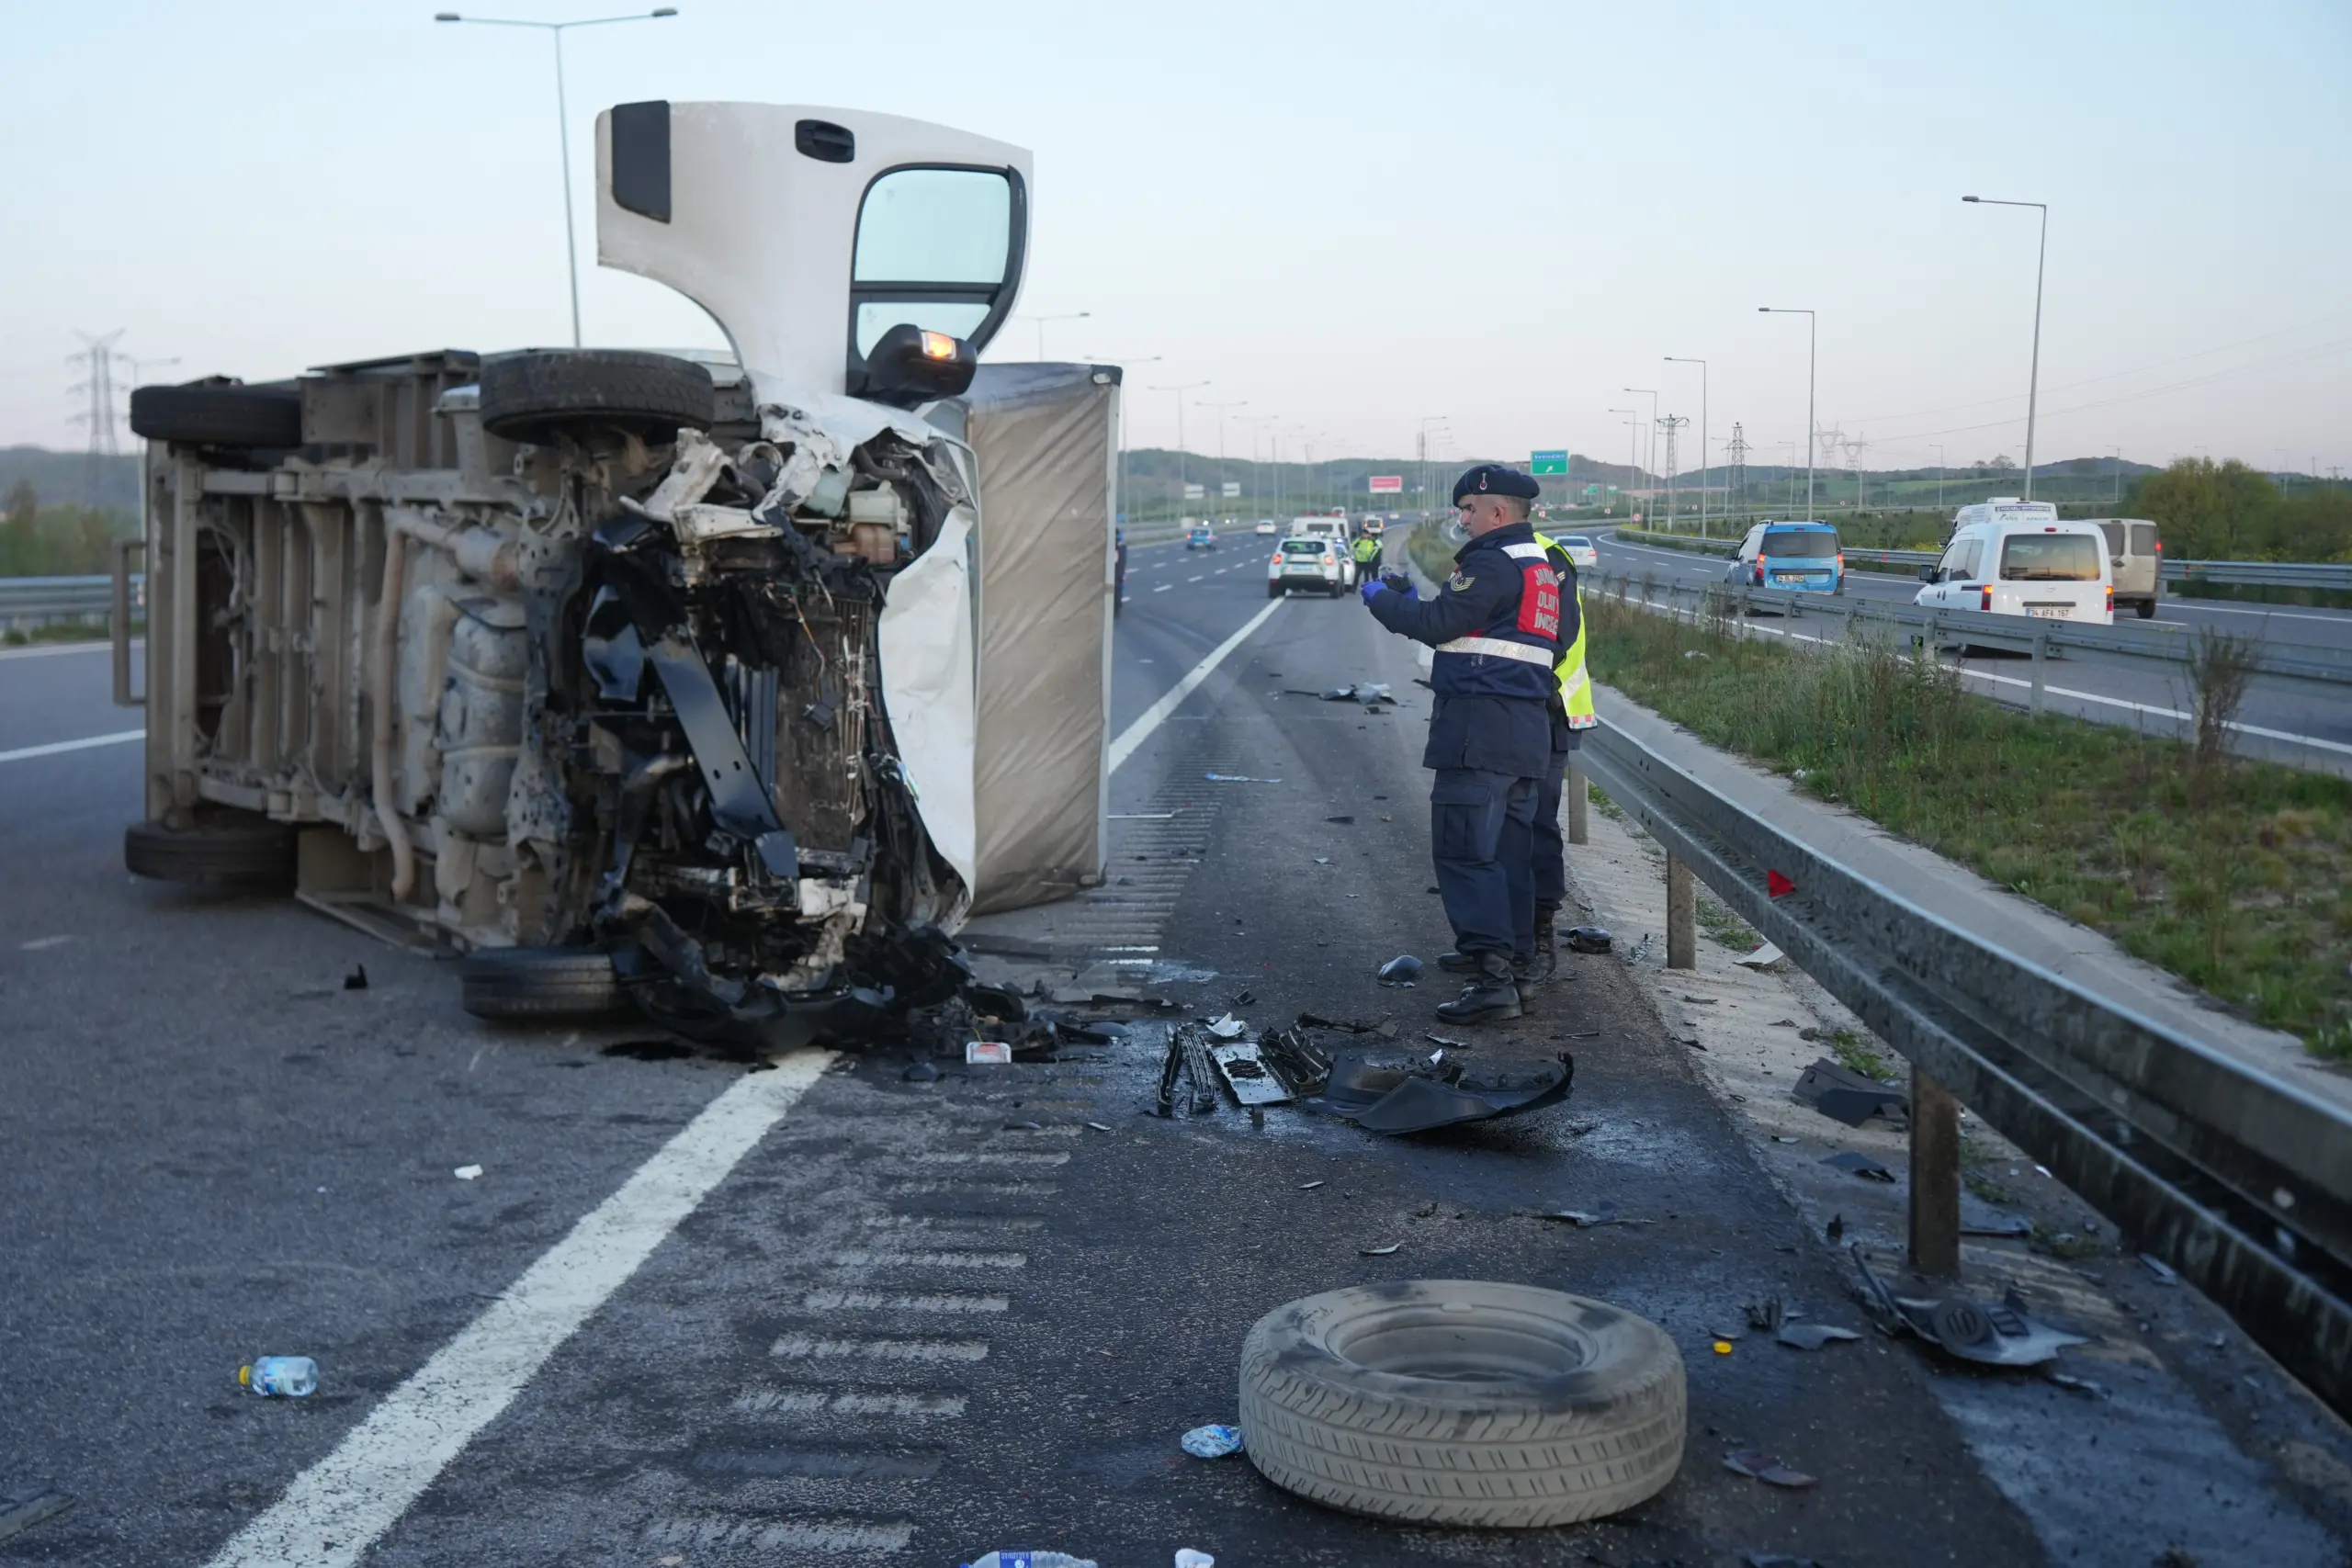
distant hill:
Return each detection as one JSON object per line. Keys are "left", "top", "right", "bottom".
{"left": 0, "top": 447, "right": 141, "bottom": 516}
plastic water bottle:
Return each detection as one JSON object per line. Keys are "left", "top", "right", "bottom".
{"left": 241, "top": 1357, "right": 318, "bottom": 1398}
{"left": 964, "top": 1554, "right": 1097, "bottom": 1568}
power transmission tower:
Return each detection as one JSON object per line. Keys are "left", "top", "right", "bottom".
{"left": 68, "top": 329, "right": 128, "bottom": 505}
{"left": 1725, "top": 423, "right": 1748, "bottom": 519}
{"left": 1656, "top": 415, "right": 1690, "bottom": 532}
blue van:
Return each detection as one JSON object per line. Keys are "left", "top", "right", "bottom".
{"left": 1727, "top": 521, "right": 1843, "bottom": 594}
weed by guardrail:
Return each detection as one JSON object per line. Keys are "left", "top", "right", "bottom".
{"left": 1583, "top": 589, "right": 2352, "bottom": 1056}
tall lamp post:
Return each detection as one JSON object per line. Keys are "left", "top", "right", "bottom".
{"left": 1148, "top": 379, "right": 1211, "bottom": 527}
{"left": 1083, "top": 352, "right": 1159, "bottom": 524}
{"left": 1238, "top": 412, "right": 1278, "bottom": 516}
{"left": 1962, "top": 196, "right": 2048, "bottom": 502}
{"left": 1608, "top": 408, "right": 1640, "bottom": 519}
{"left": 1018, "top": 310, "right": 1091, "bottom": 360}
{"left": 1623, "top": 387, "right": 1658, "bottom": 504}
{"left": 435, "top": 8, "right": 681, "bottom": 349}
{"left": 1758, "top": 308, "right": 1815, "bottom": 520}
{"left": 1196, "top": 399, "right": 1249, "bottom": 519}
{"left": 1932, "top": 443, "right": 1946, "bottom": 515}
{"left": 1665, "top": 356, "right": 1708, "bottom": 538}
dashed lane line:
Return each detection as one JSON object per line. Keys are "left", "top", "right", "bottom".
{"left": 1106, "top": 595, "right": 1286, "bottom": 773}
{"left": 1152, "top": 582, "right": 1172, "bottom": 592}
{"left": 202, "top": 1052, "right": 835, "bottom": 1568}
{"left": 0, "top": 728, "right": 142, "bottom": 765}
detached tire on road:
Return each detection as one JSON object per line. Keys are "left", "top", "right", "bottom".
{"left": 1238, "top": 1280, "right": 1685, "bottom": 1527}
{"left": 477, "top": 350, "right": 715, "bottom": 444}
{"left": 128, "top": 384, "right": 304, "bottom": 448}
{"left": 124, "top": 816, "right": 298, "bottom": 888}
{"left": 459, "top": 946, "right": 629, "bottom": 1021}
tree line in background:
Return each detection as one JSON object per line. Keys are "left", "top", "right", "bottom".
{"left": 1, "top": 481, "right": 136, "bottom": 577}
{"left": 2126, "top": 460, "right": 2350, "bottom": 563}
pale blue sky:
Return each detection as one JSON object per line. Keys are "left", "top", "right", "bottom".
{"left": 4, "top": 0, "right": 2346, "bottom": 476}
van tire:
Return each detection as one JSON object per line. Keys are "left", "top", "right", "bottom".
{"left": 459, "top": 946, "right": 629, "bottom": 1021}
{"left": 478, "top": 350, "right": 716, "bottom": 444}
{"left": 128, "top": 384, "right": 305, "bottom": 448}
{"left": 1238, "top": 1280, "right": 1686, "bottom": 1527}
{"left": 1268, "top": 583, "right": 1283, "bottom": 599}
{"left": 2134, "top": 599, "right": 2156, "bottom": 619}
{"left": 124, "top": 815, "right": 298, "bottom": 888}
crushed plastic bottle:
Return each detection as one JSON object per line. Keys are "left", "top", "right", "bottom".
{"left": 240, "top": 1357, "right": 318, "bottom": 1398}
{"left": 965, "top": 1555, "right": 1098, "bottom": 1568}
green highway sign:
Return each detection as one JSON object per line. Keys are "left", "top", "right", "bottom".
{"left": 1583, "top": 484, "right": 1600, "bottom": 496}
{"left": 1530, "top": 449, "right": 1568, "bottom": 475}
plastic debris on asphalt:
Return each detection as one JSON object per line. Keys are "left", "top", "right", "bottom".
{"left": 1734, "top": 942, "right": 1786, "bottom": 970}
{"left": 1204, "top": 773, "right": 1281, "bottom": 784}
{"left": 453, "top": 1165, "right": 483, "bottom": 1181}
{"left": 904, "top": 1058, "right": 942, "bottom": 1082}
{"left": 1205, "top": 1014, "right": 1247, "bottom": 1040}
{"left": 240, "top": 1356, "right": 318, "bottom": 1398}
{"left": 1561, "top": 925, "right": 1612, "bottom": 954}
{"left": 1358, "top": 1243, "right": 1401, "bottom": 1257}
{"left": 967, "top": 1042, "right": 1013, "bottom": 1065}
{"left": 1851, "top": 1246, "right": 2087, "bottom": 1369}
{"left": 1306, "top": 1050, "right": 1574, "bottom": 1135}
{"left": 1539, "top": 1201, "right": 1641, "bottom": 1228}
{"left": 1792, "top": 1057, "right": 1910, "bottom": 1129}
{"left": 1822, "top": 1149, "right": 1897, "bottom": 1182}
{"left": 967, "top": 1553, "right": 1099, "bottom": 1568}
{"left": 1724, "top": 1450, "right": 1817, "bottom": 1489}
{"left": 1175, "top": 1551, "right": 1216, "bottom": 1568}
{"left": 1375, "top": 954, "right": 1422, "bottom": 987}
{"left": 343, "top": 964, "right": 368, "bottom": 990}
{"left": 1180, "top": 1424, "right": 1246, "bottom": 1459}
{"left": 1777, "top": 1322, "right": 1862, "bottom": 1351}
{"left": 2140, "top": 1253, "right": 2181, "bottom": 1286}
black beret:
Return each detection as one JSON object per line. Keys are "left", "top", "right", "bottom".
{"left": 1452, "top": 463, "right": 1542, "bottom": 504}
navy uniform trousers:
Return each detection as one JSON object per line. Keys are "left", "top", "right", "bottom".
{"left": 1423, "top": 692, "right": 1552, "bottom": 963}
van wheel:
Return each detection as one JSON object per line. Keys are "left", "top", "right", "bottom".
{"left": 125, "top": 815, "right": 298, "bottom": 888}
{"left": 477, "top": 350, "right": 716, "bottom": 445}
{"left": 129, "top": 383, "right": 304, "bottom": 448}
{"left": 1239, "top": 1280, "right": 1685, "bottom": 1526}
{"left": 459, "top": 946, "right": 630, "bottom": 1021}
{"left": 1268, "top": 583, "right": 1283, "bottom": 599}
{"left": 2134, "top": 599, "right": 2155, "bottom": 619}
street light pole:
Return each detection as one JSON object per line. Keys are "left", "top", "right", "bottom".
{"left": 1148, "top": 379, "right": 1211, "bottom": 526}
{"left": 1962, "top": 196, "right": 2049, "bottom": 502}
{"left": 1607, "top": 409, "right": 1639, "bottom": 520}
{"left": 1623, "top": 388, "right": 1658, "bottom": 504}
{"left": 1758, "top": 308, "right": 1815, "bottom": 519}
{"left": 1666, "top": 356, "right": 1707, "bottom": 538}
{"left": 1080, "top": 353, "right": 1159, "bottom": 525}
{"left": 1238, "top": 412, "right": 1278, "bottom": 517}
{"left": 1196, "top": 400, "right": 1248, "bottom": 518}
{"left": 436, "top": 8, "right": 679, "bottom": 348}
{"left": 1932, "top": 443, "right": 1946, "bottom": 514}
{"left": 1019, "top": 310, "right": 1091, "bottom": 360}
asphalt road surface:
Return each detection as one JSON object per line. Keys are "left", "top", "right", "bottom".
{"left": 1588, "top": 528, "right": 2352, "bottom": 773}
{"left": 0, "top": 547, "right": 2321, "bottom": 1567}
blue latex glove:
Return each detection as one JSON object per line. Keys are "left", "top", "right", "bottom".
{"left": 1359, "top": 577, "right": 1386, "bottom": 606}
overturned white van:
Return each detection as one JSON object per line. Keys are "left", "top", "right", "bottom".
{"left": 121, "top": 103, "right": 1117, "bottom": 1047}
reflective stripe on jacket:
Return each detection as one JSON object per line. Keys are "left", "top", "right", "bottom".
{"left": 1533, "top": 531, "right": 1598, "bottom": 729}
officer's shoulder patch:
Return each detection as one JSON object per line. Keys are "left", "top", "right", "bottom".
{"left": 1446, "top": 571, "right": 1475, "bottom": 592}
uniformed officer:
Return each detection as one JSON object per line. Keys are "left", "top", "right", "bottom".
{"left": 1527, "top": 528, "right": 1597, "bottom": 972}
{"left": 1351, "top": 530, "right": 1384, "bottom": 575}
{"left": 1361, "top": 464, "right": 1564, "bottom": 1023}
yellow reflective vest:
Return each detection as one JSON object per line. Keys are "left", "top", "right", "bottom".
{"left": 1532, "top": 531, "right": 1598, "bottom": 729}
{"left": 1351, "top": 535, "right": 1382, "bottom": 565}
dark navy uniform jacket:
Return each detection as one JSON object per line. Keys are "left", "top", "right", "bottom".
{"left": 1367, "top": 521, "right": 1564, "bottom": 778}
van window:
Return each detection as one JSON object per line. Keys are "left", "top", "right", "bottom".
{"left": 1280, "top": 538, "right": 1325, "bottom": 555}
{"left": 2097, "top": 522, "right": 2124, "bottom": 556}
{"left": 851, "top": 166, "right": 1019, "bottom": 356}
{"left": 1937, "top": 538, "right": 1979, "bottom": 581}
{"left": 2130, "top": 523, "right": 2159, "bottom": 556}
{"left": 2000, "top": 534, "right": 2102, "bottom": 581}
{"left": 1762, "top": 527, "right": 1837, "bottom": 558}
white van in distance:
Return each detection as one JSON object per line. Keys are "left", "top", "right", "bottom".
{"left": 1916, "top": 514, "right": 2115, "bottom": 626}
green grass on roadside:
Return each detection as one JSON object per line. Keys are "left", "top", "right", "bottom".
{"left": 1585, "top": 588, "right": 2352, "bottom": 1057}
{"left": 2, "top": 619, "right": 126, "bottom": 648}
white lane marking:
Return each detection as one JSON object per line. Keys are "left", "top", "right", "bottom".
{"left": 646, "top": 1516, "right": 914, "bottom": 1554}
{"left": 1153, "top": 583, "right": 1173, "bottom": 593}
{"left": 1674, "top": 610, "right": 2352, "bottom": 757}
{"left": 732, "top": 1387, "right": 968, "bottom": 1417}
{"left": 2161, "top": 601, "right": 2349, "bottom": 626}
{"left": 0, "top": 728, "right": 142, "bottom": 765}
{"left": 770, "top": 1334, "right": 989, "bottom": 1362}
{"left": 1187, "top": 574, "right": 1204, "bottom": 582}
{"left": 1107, "top": 595, "right": 1286, "bottom": 774}
{"left": 799, "top": 1290, "right": 1010, "bottom": 1313}
{"left": 0, "top": 639, "right": 131, "bottom": 662}
{"left": 203, "top": 1051, "right": 834, "bottom": 1568}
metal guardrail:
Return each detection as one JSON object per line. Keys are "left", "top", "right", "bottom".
{"left": 1592, "top": 569, "right": 2352, "bottom": 694}
{"left": 1610, "top": 528, "right": 2352, "bottom": 591}
{"left": 0, "top": 574, "right": 141, "bottom": 625}
{"left": 1577, "top": 715, "right": 2352, "bottom": 1417}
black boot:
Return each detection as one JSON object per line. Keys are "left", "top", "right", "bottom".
{"left": 1442, "top": 949, "right": 1531, "bottom": 978}
{"left": 1435, "top": 953, "right": 1522, "bottom": 1024}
